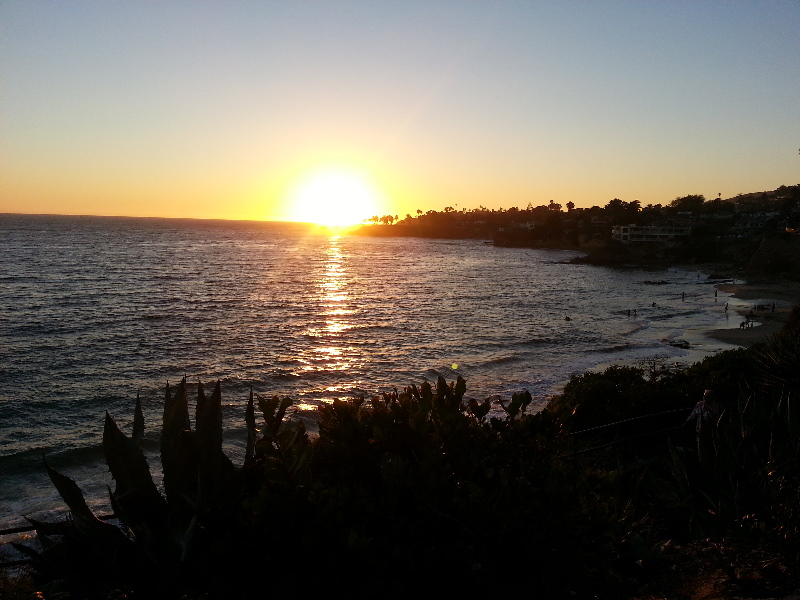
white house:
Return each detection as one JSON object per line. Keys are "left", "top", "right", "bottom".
{"left": 611, "top": 224, "right": 691, "bottom": 243}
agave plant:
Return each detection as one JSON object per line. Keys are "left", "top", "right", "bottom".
{"left": 752, "top": 332, "right": 800, "bottom": 398}
{"left": 15, "top": 378, "right": 310, "bottom": 598}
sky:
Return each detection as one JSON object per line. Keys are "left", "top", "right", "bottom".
{"left": 1, "top": 1, "right": 798, "bottom": 223}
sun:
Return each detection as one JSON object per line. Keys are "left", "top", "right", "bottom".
{"left": 285, "top": 167, "right": 385, "bottom": 227}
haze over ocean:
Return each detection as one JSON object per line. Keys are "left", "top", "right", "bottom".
{"left": 0, "top": 214, "right": 740, "bottom": 526}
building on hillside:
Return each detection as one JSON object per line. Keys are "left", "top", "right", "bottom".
{"left": 611, "top": 224, "right": 691, "bottom": 244}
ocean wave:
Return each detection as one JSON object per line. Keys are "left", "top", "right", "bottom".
{"left": 518, "top": 336, "right": 559, "bottom": 346}
{"left": 585, "top": 343, "right": 636, "bottom": 355}
{"left": 0, "top": 442, "right": 106, "bottom": 476}
{"left": 477, "top": 354, "right": 523, "bottom": 367}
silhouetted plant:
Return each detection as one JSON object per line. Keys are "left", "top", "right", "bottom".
{"left": 19, "top": 317, "right": 800, "bottom": 599}
{"left": 16, "top": 379, "right": 311, "bottom": 599}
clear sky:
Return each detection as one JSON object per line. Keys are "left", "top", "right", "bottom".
{"left": 1, "top": 1, "right": 798, "bottom": 223}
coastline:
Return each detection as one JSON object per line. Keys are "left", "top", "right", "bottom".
{"left": 582, "top": 272, "right": 799, "bottom": 379}
{"left": 702, "top": 280, "right": 800, "bottom": 347}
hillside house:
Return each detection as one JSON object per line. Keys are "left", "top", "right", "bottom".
{"left": 611, "top": 224, "right": 691, "bottom": 244}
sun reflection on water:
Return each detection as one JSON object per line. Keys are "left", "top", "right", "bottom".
{"left": 301, "top": 235, "right": 359, "bottom": 375}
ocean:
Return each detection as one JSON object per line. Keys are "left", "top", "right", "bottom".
{"left": 0, "top": 213, "right": 743, "bottom": 530}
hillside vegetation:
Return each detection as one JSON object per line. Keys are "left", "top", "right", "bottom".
{"left": 358, "top": 184, "right": 800, "bottom": 277}
{"left": 7, "top": 307, "right": 800, "bottom": 599}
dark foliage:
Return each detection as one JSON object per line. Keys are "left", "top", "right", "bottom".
{"left": 17, "top": 310, "right": 800, "bottom": 598}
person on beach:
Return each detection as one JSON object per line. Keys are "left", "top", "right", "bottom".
{"left": 725, "top": 302, "right": 728, "bottom": 313}
{"left": 682, "top": 292, "right": 685, "bottom": 301}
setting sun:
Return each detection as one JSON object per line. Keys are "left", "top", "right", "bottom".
{"left": 284, "top": 168, "right": 386, "bottom": 227}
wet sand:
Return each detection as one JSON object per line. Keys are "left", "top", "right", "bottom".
{"left": 703, "top": 280, "right": 800, "bottom": 347}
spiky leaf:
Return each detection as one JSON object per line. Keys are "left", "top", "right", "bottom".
{"left": 196, "top": 381, "right": 234, "bottom": 509}
{"left": 43, "top": 458, "right": 122, "bottom": 541}
{"left": 44, "top": 456, "right": 95, "bottom": 521}
{"left": 104, "top": 412, "right": 170, "bottom": 541}
{"left": 132, "top": 392, "right": 144, "bottom": 446}
{"left": 245, "top": 387, "right": 257, "bottom": 463}
{"left": 11, "top": 542, "right": 40, "bottom": 560}
{"left": 25, "top": 516, "right": 74, "bottom": 537}
{"left": 162, "top": 379, "right": 190, "bottom": 442}
{"left": 275, "top": 397, "right": 293, "bottom": 433}
{"left": 260, "top": 395, "right": 297, "bottom": 441}
{"left": 196, "top": 380, "right": 208, "bottom": 427}
{"left": 161, "top": 379, "right": 197, "bottom": 520}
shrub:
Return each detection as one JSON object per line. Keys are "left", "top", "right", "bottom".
{"left": 18, "top": 313, "right": 800, "bottom": 598}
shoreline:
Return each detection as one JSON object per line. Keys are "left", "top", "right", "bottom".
{"left": 701, "top": 280, "right": 800, "bottom": 347}
{"left": 583, "top": 273, "right": 799, "bottom": 379}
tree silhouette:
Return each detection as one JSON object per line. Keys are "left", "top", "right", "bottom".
{"left": 670, "top": 194, "right": 705, "bottom": 213}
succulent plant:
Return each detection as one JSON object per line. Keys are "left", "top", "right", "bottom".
{"left": 15, "top": 378, "right": 311, "bottom": 598}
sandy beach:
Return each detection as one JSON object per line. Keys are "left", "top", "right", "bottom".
{"left": 703, "top": 280, "right": 800, "bottom": 347}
